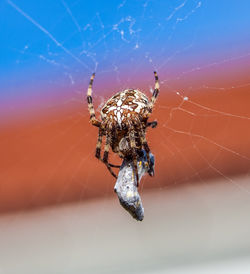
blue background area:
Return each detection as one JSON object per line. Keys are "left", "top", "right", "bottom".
{"left": 0, "top": 0, "right": 250, "bottom": 106}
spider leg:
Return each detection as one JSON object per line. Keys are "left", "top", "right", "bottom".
{"left": 148, "top": 71, "right": 160, "bottom": 113}
{"left": 139, "top": 128, "right": 154, "bottom": 177}
{"left": 95, "top": 128, "right": 103, "bottom": 159}
{"left": 87, "top": 73, "right": 101, "bottom": 127}
{"left": 95, "top": 128, "right": 120, "bottom": 170}
{"left": 128, "top": 125, "right": 139, "bottom": 187}
{"left": 103, "top": 134, "right": 117, "bottom": 179}
{"left": 107, "top": 127, "right": 121, "bottom": 168}
{"left": 109, "top": 163, "right": 121, "bottom": 168}
{"left": 146, "top": 120, "right": 158, "bottom": 128}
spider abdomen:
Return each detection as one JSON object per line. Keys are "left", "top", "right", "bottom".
{"left": 101, "top": 89, "right": 149, "bottom": 128}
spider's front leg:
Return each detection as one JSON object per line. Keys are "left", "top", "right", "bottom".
{"left": 95, "top": 127, "right": 103, "bottom": 159}
{"left": 87, "top": 73, "right": 101, "bottom": 127}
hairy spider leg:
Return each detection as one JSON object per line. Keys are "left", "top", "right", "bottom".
{"left": 95, "top": 127, "right": 103, "bottom": 159}
{"left": 95, "top": 128, "right": 120, "bottom": 170}
{"left": 148, "top": 71, "right": 160, "bottom": 113}
{"left": 102, "top": 133, "right": 118, "bottom": 178}
{"left": 138, "top": 127, "right": 154, "bottom": 177}
{"left": 108, "top": 126, "right": 121, "bottom": 168}
{"left": 87, "top": 73, "right": 101, "bottom": 127}
{"left": 146, "top": 121, "right": 158, "bottom": 128}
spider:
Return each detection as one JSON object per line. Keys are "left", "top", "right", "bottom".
{"left": 87, "top": 71, "right": 159, "bottom": 186}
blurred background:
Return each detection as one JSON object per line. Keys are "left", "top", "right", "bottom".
{"left": 1, "top": 0, "right": 250, "bottom": 273}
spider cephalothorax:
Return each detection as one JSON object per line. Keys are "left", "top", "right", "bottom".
{"left": 87, "top": 72, "right": 159, "bottom": 185}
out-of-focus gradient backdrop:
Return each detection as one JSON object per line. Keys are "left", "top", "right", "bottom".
{"left": 1, "top": 0, "right": 250, "bottom": 273}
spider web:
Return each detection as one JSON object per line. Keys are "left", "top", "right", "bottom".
{"left": 1, "top": 0, "right": 250, "bottom": 271}
{"left": 1, "top": 0, "right": 250, "bottom": 207}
